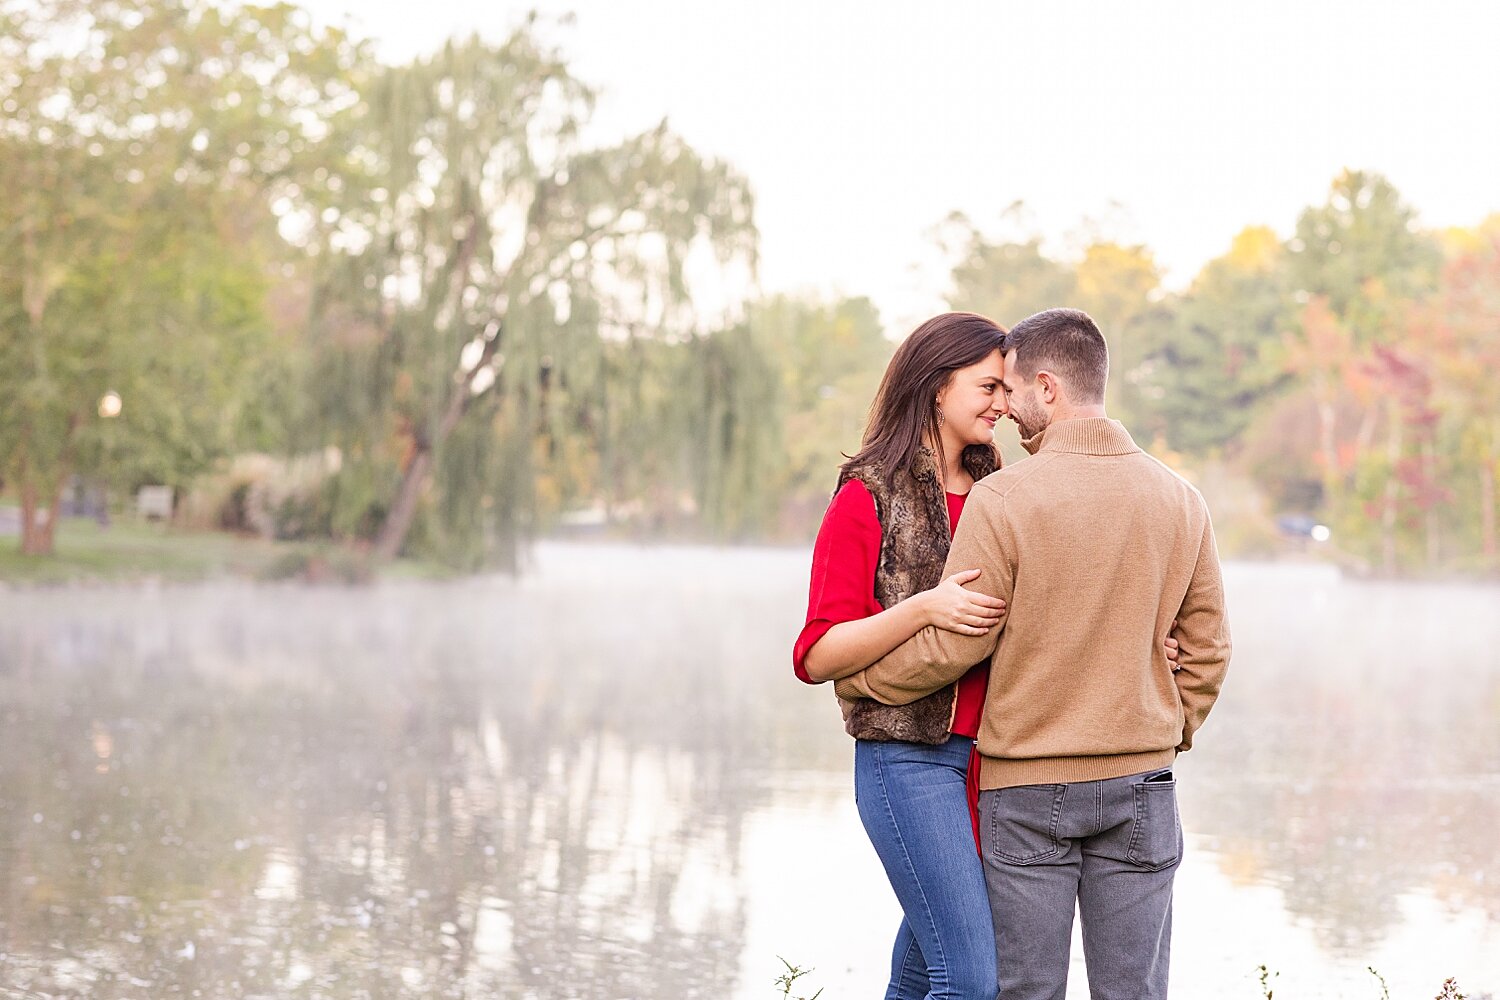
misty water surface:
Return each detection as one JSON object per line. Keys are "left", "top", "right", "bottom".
{"left": 1, "top": 543, "right": 1497, "bottom": 999}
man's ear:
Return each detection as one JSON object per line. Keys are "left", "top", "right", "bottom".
{"left": 1037, "top": 370, "right": 1061, "bottom": 404}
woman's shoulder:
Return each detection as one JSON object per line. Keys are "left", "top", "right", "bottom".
{"left": 823, "top": 477, "right": 880, "bottom": 534}
{"left": 836, "top": 455, "right": 889, "bottom": 498}
{"left": 831, "top": 477, "right": 876, "bottom": 514}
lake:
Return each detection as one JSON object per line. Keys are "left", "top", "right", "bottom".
{"left": 1, "top": 542, "right": 1497, "bottom": 999}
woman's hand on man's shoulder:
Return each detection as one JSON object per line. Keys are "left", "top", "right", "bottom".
{"left": 920, "top": 568, "right": 1006, "bottom": 636}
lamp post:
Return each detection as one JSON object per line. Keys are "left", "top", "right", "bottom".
{"left": 98, "top": 391, "right": 122, "bottom": 526}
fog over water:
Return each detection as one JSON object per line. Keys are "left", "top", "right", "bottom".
{"left": 1, "top": 543, "right": 1497, "bottom": 998}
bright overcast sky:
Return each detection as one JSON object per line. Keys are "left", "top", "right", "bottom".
{"left": 297, "top": 0, "right": 1500, "bottom": 333}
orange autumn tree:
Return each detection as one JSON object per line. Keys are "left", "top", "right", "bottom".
{"left": 1426, "top": 231, "right": 1500, "bottom": 570}
{"left": 1283, "top": 296, "right": 1359, "bottom": 514}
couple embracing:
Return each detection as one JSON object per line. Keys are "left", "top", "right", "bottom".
{"left": 794, "top": 308, "right": 1232, "bottom": 1000}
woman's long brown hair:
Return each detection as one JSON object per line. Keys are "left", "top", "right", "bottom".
{"left": 841, "top": 311, "right": 1007, "bottom": 484}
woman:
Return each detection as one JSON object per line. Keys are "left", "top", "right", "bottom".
{"left": 793, "top": 312, "right": 1176, "bottom": 1000}
{"left": 794, "top": 311, "right": 1010, "bottom": 1000}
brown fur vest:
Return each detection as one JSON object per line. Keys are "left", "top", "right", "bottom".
{"left": 836, "top": 443, "right": 999, "bottom": 744}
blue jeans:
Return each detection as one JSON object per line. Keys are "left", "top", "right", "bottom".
{"left": 856, "top": 735, "right": 998, "bottom": 1000}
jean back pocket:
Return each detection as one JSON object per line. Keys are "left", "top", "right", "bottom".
{"left": 1126, "top": 776, "right": 1182, "bottom": 871}
{"left": 987, "top": 784, "right": 1066, "bottom": 865}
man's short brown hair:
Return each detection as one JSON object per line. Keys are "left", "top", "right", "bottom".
{"left": 1003, "top": 308, "right": 1108, "bottom": 404}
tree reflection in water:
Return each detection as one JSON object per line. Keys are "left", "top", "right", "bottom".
{"left": 2, "top": 551, "right": 1497, "bottom": 998}
{"left": 1178, "top": 565, "right": 1500, "bottom": 956}
{"left": 0, "top": 561, "right": 777, "bottom": 998}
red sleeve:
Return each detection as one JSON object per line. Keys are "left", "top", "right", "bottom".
{"left": 793, "top": 479, "right": 884, "bottom": 684}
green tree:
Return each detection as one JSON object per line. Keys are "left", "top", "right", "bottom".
{"left": 1274, "top": 171, "right": 1446, "bottom": 570}
{"left": 1072, "top": 240, "right": 1168, "bottom": 428}
{"left": 0, "top": 0, "right": 360, "bottom": 554}
{"left": 1144, "top": 227, "right": 1293, "bottom": 454}
{"left": 942, "top": 212, "right": 1077, "bottom": 324}
{"left": 1288, "top": 169, "right": 1441, "bottom": 342}
{"left": 679, "top": 322, "right": 785, "bottom": 539}
{"left": 939, "top": 217, "right": 1169, "bottom": 430}
{"left": 744, "top": 295, "right": 888, "bottom": 529}
{"left": 754, "top": 294, "right": 888, "bottom": 415}
{"left": 294, "top": 28, "right": 756, "bottom": 566}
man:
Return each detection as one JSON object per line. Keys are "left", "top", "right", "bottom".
{"left": 835, "top": 308, "right": 1231, "bottom": 1000}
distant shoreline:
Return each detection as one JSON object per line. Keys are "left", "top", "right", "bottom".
{"left": 4, "top": 514, "right": 1499, "bottom": 591}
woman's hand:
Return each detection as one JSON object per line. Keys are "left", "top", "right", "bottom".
{"left": 922, "top": 569, "right": 1006, "bottom": 636}
{"left": 1165, "top": 619, "right": 1180, "bottom": 671}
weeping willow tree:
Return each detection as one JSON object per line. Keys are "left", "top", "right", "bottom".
{"left": 291, "top": 25, "right": 756, "bottom": 567}
{"left": 676, "top": 323, "right": 783, "bottom": 540}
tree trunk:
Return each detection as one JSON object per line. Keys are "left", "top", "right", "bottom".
{"left": 1380, "top": 406, "right": 1401, "bottom": 577}
{"left": 18, "top": 475, "right": 64, "bottom": 556}
{"left": 371, "top": 323, "right": 503, "bottom": 562}
{"left": 18, "top": 479, "right": 40, "bottom": 555}
{"left": 372, "top": 444, "right": 434, "bottom": 561}
{"left": 1315, "top": 383, "right": 1340, "bottom": 510}
{"left": 1481, "top": 454, "right": 1497, "bottom": 568}
{"left": 370, "top": 220, "right": 492, "bottom": 563}
{"left": 1423, "top": 441, "right": 1440, "bottom": 570}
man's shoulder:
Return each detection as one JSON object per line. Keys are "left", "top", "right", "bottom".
{"left": 973, "top": 448, "right": 1210, "bottom": 517}
{"left": 972, "top": 452, "right": 1062, "bottom": 501}
{"left": 1133, "top": 451, "right": 1210, "bottom": 507}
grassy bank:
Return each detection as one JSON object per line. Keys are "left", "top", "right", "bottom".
{"left": 0, "top": 512, "right": 440, "bottom": 585}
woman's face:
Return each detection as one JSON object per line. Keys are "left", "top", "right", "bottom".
{"left": 936, "top": 348, "right": 1008, "bottom": 449}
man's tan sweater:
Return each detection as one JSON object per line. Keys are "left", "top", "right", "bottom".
{"left": 835, "top": 418, "right": 1231, "bottom": 790}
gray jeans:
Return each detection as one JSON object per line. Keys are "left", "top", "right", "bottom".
{"left": 977, "top": 768, "right": 1181, "bottom": 1000}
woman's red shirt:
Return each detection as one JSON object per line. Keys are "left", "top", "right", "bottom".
{"left": 792, "top": 479, "right": 990, "bottom": 738}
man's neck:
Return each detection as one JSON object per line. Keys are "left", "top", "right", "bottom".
{"left": 1048, "top": 403, "right": 1108, "bottom": 424}
{"left": 1023, "top": 404, "right": 1110, "bottom": 453}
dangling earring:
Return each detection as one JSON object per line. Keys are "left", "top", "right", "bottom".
{"left": 935, "top": 399, "right": 945, "bottom": 427}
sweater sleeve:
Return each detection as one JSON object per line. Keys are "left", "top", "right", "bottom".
{"left": 1173, "top": 511, "right": 1232, "bottom": 751}
{"left": 834, "top": 484, "right": 1012, "bottom": 704}
{"left": 792, "top": 480, "right": 883, "bottom": 684}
